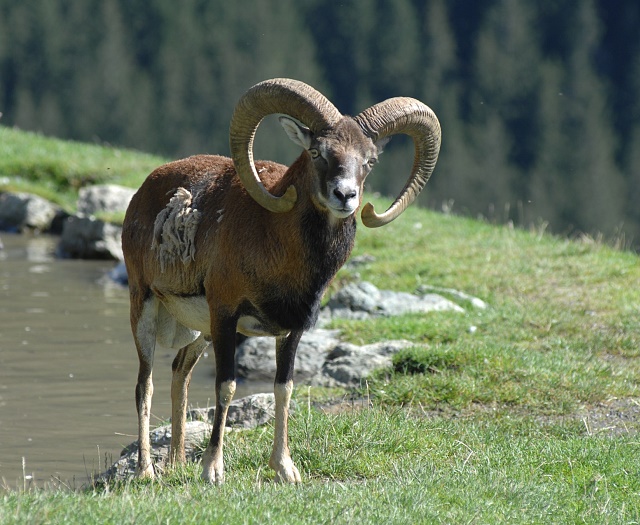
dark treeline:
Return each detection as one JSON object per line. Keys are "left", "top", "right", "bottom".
{"left": 1, "top": 0, "right": 639, "bottom": 247}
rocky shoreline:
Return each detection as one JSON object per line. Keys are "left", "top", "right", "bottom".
{"left": 0, "top": 185, "right": 136, "bottom": 260}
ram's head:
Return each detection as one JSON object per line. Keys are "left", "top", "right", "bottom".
{"left": 229, "top": 78, "right": 442, "bottom": 227}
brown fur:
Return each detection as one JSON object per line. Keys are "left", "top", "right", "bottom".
{"left": 124, "top": 155, "right": 325, "bottom": 308}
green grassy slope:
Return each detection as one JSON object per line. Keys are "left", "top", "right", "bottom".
{"left": 0, "top": 125, "right": 164, "bottom": 209}
{"left": 338, "top": 200, "right": 640, "bottom": 413}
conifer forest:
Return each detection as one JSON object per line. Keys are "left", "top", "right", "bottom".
{"left": 1, "top": 0, "right": 639, "bottom": 247}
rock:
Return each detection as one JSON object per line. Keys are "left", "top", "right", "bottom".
{"left": 329, "top": 281, "right": 382, "bottom": 315}
{"left": 58, "top": 215, "right": 123, "bottom": 260}
{"left": 108, "top": 261, "right": 129, "bottom": 285}
{"left": 417, "top": 284, "right": 488, "bottom": 309}
{"left": 77, "top": 184, "right": 136, "bottom": 216}
{"left": 313, "top": 340, "right": 413, "bottom": 387}
{"left": 345, "top": 253, "right": 376, "bottom": 268}
{"left": 236, "top": 330, "right": 414, "bottom": 388}
{"left": 236, "top": 329, "right": 341, "bottom": 382}
{"left": 0, "top": 192, "right": 61, "bottom": 232}
{"left": 100, "top": 420, "right": 212, "bottom": 481}
{"left": 100, "top": 394, "right": 277, "bottom": 482}
{"left": 325, "top": 281, "right": 465, "bottom": 321}
{"left": 235, "top": 337, "right": 276, "bottom": 382}
{"left": 188, "top": 392, "right": 277, "bottom": 429}
{"left": 236, "top": 282, "right": 479, "bottom": 385}
{"left": 49, "top": 209, "right": 72, "bottom": 235}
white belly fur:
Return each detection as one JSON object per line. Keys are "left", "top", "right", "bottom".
{"left": 160, "top": 295, "right": 211, "bottom": 334}
{"left": 159, "top": 295, "right": 282, "bottom": 339}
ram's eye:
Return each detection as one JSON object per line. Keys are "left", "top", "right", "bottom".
{"left": 309, "top": 148, "right": 320, "bottom": 159}
{"left": 367, "top": 157, "right": 378, "bottom": 167}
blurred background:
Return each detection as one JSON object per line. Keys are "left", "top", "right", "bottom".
{"left": 1, "top": 0, "right": 639, "bottom": 248}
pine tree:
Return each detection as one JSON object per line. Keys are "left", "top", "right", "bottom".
{"left": 558, "top": 0, "right": 624, "bottom": 236}
{"left": 462, "top": 0, "right": 542, "bottom": 219}
{"left": 415, "top": 0, "right": 471, "bottom": 211}
{"left": 623, "top": 33, "right": 640, "bottom": 244}
{"left": 529, "top": 61, "right": 573, "bottom": 230}
{"left": 304, "top": 0, "right": 377, "bottom": 113}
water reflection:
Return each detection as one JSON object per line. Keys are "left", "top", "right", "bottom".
{"left": 0, "top": 233, "right": 260, "bottom": 488}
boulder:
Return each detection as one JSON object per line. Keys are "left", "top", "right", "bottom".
{"left": 312, "top": 340, "right": 414, "bottom": 387}
{"left": 187, "top": 392, "right": 277, "bottom": 429}
{"left": 107, "top": 261, "right": 129, "bottom": 285}
{"left": 0, "top": 192, "right": 61, "bottom": 232}
{"left": 77, "top": 184, "right": 136, "bottom": 216}
{"left": 101, "top": 393, "right": 278, "bottom": 482}
{"left": 236, "top": 329, "right": 341, "bottom": 382}
{"left": 417, "top": 284, "right": 488, "bottom": 310}
{"left": 100, "top": 420, "right": 212, "bottom": 481}
{"left": 58, "top": 215, "right": 123, "bottom": 260}
{"left": 324, "top": 281, "right": 465, "bottom": 321}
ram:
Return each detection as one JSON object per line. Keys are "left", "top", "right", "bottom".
{"left": 122, "top": 78, "right": 441, "bottom": 483}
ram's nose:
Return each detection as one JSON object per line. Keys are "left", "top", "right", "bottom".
{"left": 333, "top": 188, "right": 357, "bottom": 205}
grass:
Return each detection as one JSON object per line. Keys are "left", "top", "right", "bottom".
{"left": 2, "top": 127, "right": 640, "bottom": 523}
{"left": 0, "top": 125, "right": 164, "bottom": 210}
{"left": 335, "top": 201, "right": 640, "bottom": 416}
{"left": 2, "top": 409, "right": 639, "bottom": 523}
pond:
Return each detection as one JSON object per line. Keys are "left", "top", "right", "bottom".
{"left": 0, "top": 233, "right": 262, "bottom": 489}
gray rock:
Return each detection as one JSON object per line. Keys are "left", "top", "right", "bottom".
{"left": 236, "top": 329, "right": 341, "bottom": 382}
{"left": 77, "top": 184, "right": 136, "bottom": 216}
{"left": 58, "top": 215, "right": 123, "bottom": 260}
{"left": 313, "top": 340, "right": 413, "bottom": 387}
{"left": 325, "top": 281, "right": 464, "bottom": 321}
{"left": 101, "top": 393, "right": 278, "bottom": 482}
{"left": 188, "top": 392, "right": 277, "bottom": 429}
{"left": 108, "top": 261, "right": 128, "bottom": 285}
{"left": 328, "top": 281, "right": 382, "bottom": 314}
{"left": 0, "top": 192, "right": 60, "bottom": 232}
{"left": 235, "top": 337, "right": 276, "bottom": 382}
{"left": 417, "top": 284, "right": 488, "bottom": 309}
{"left": 100, "top": 420, "right": 212, "bottom": 481}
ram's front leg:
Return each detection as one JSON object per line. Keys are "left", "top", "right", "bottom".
{"left": 269, "top": 330, "right": 303, "bottom": 483}
{"left": 201, "top": 315, "right": 237, "bottom": 484}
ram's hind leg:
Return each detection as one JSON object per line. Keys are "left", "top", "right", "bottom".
{"left": 170, "top": 335, "right": 209, "bottom": 465}
{"left": 269, "top": 330, "right": 303, "bottom": 483}
{"left": 170, "top": 335, "right": 209, "bottom": 464}
{"left": 131, "top": 295, "right": 159, "bottom": 479}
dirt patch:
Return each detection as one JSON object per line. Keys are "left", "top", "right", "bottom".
{"left": 576, "top": 398, "right": 640, "bottom": 436}
{"left": 317, "top": 397, "right": 640, "bottom": 438}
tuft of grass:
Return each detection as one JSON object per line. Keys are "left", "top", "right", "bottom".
{"left": 392, "top": 345, "right": 462, "bottom": 375}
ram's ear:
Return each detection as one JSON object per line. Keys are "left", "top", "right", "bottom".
{"left": 279, "top": 116, "right": 313, "bottom": 150}
{"left": 375, "top": 136, "right": 391, "bottom": 155}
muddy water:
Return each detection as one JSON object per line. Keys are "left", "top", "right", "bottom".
{"left": 0, "top": 234, "right": 265, "bottom": 488}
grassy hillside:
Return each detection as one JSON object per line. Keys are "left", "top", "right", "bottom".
{"left": 2, "top": 128, "right": 639, "bottom": 523}
{"left": 0, "top": 125, "right": 164, "bottom": 209}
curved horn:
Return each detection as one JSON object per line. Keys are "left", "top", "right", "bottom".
{"left": 230, "top": 78, "right": 343, "bottom": 212}
{"left": 354, "top": 97, "right": 441, "bottom": 227}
